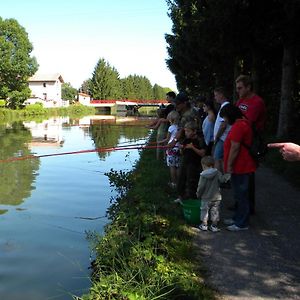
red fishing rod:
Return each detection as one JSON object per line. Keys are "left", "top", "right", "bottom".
{"left": 0, "top": 144, "right": 168, "bottom": 163}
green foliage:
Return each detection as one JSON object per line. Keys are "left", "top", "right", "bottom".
{"left": 0, "top": 99, "right": 6, "bottom": 107}
{"left": 84, "top": 58, "right": 174, "bottom": 101}
{"left": 81, "top": 140, "right": 215, "bottom": 300}
{"left": 0, "top": 17, "right": 38, "bottom": 108}
{"left": 165, "top": 0, "right": 300, "bottom": 137}
{"left": 121, "top": 75, "right": 153, "bottom": 101}
{"left": 80, "top": 79, "right": 92, "bottom": 95}
{"left": 90, "top": 58, "right": 122, "bottom": 99}
{"left": 62, "top": 82, "right": 77, "bottom": 102}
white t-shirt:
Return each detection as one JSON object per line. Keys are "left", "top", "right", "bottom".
{"left": 168, "top": 124, "right": 179, "bottom": 145}
{"left": 214, "top": 101, "right": 231, "bottom": 141}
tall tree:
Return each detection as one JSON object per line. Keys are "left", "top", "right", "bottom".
{"left": 90, "top": 58, "right": 121, "bottom": 100}
{"left": 277, "top": 0, "right": 300, "bottom": 138}
{"left": 0, "top": 18, "right": 38, "bottom": 108}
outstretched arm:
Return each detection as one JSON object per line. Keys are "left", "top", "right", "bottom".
{"left": 268, "top": 142, "right": 300, "bottom": 161}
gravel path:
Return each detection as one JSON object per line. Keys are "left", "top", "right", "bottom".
{"left": 193, "top": 166, "right": 300, "bottom": 300}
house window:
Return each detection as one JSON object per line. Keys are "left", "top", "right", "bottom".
{"left": 43, "top": 93, "right": 47, "bottom": 100}
{"left": 43, "top": 83, "right": 46, "bottom": 87}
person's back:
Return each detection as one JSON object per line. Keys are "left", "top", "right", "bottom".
{"left": 197, "top": 168, "right": 229, "bottom": 202}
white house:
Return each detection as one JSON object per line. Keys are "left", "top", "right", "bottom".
{"left": 26, "top": 73, "right": 69, "bottom": 108}
{"left": 78, "top": 92, "right": 91, "bottom": 106}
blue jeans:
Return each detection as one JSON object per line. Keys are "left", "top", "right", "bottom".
{"left": 213, "top": 139, "right": 224, "bottom": 160}
{"left": 231, "top": 173, "right": 250, "bottom": 228}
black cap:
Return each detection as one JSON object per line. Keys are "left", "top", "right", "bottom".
{"left": 174, "top": 92, "right": 189, "bottom": 104}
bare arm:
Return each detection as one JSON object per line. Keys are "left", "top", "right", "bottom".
{"left": 214, "top": 121, "right": 227, "bottom": 142}
{"left": 227, "top": 141, "right": 240, "bottom": 173}
{"left": 157, "top": 132, "right": 171, "bottom": 145}
{"left": 268, "top": 142, "right": 300, "bottom": 161}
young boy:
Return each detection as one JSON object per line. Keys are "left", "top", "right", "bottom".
{"left": 174, "top": 121, "right": 206, "bottom": 203}
{"left": 197, "top": 156, "right": 230, "bottom": 232}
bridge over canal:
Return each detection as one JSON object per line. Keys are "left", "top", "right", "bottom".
{"left": 89, "top": 99, "right": 168, "bottom": 113}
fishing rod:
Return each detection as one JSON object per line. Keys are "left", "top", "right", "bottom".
{"left": 0, "top": 144, "right": 168, "bottom": 163}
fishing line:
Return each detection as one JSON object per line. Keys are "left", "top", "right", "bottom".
{"left": 0, "top": 144, "right": 167, "bottom": 163}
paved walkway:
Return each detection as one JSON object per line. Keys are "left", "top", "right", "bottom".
{"left": 193, "top": 166, "right": 300, "bottom": 300}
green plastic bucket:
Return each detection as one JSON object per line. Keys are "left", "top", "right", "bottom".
{"left": 181, "top": 199, "right": 201, "bottom": 224}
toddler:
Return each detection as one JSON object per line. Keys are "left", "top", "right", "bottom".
{"left": 197, "top": 156, "right": 230, "bottom": 232}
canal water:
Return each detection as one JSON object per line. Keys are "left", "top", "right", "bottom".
{"left": 0, "top": 115, "right": 150, "bottom": 299}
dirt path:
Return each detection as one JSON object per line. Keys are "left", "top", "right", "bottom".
{"left": 193, "top": 166, "right": 300, "bottom": 300}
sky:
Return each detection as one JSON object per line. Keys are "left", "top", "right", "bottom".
{"left": 1, "top": 0, "right": 177, "bottom": 91}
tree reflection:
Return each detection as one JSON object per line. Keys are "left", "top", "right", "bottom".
{"left": 0, "top": 122, "right": 40, "bottom": 207}
{"left": 90, "top": 121, "right": 149, "bottom": 160}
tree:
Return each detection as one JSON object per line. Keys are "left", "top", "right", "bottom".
{"left": 80, "top": 79, "right": 92, "bottom": 95}
{"left": 0, "top": 18, "right": 38, "bottom": 108}
{"left": 90, "top": 58, "right": 122, "bottom": 100}
{"left": 165, "top": 0, "right": 300, "bottom": 139}
{"left": 62, "top": 82, "right": 77, "bottom": 103}
{"left": 152, "top": 84, "right": 166, "bottom": 100}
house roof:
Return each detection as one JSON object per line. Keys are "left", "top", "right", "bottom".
{"left": 29, "top": 73, "right": 64, "bottom": 83}
{"left": 78, "top": 92, "right": 91, "bottom": 97}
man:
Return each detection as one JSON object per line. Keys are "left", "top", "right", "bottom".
{"left": 172, "top": 92, "right": 200, "bottom": 143}
{"left": 235, "top": 75, "right": 267, "bottom": 215}
{"left": 235, "top": 75, "right": 266, "bottom": 131}
{"left": 213, "top": 87, "right": 231, "bottom": 173}
{"left": 147, "top": 91, "right": 176, "bottom": 159}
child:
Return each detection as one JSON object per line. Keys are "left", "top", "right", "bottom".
{"left": 174, "top": 121, "right": 206, "bottom": 203}
{"left": 197, "top": 156, "right": 230, "bottom": 232}
{"left": 157, "top": 111, "right": 180, "bottom": 188}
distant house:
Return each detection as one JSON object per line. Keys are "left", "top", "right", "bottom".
{"left": 78, "top": 92, "right": 91, "bottom": 106}
{"left": 26, "top": 73, "right": 69, "bottom": 108}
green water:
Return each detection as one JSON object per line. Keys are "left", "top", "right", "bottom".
{"left": 0, "top": 115, "right": 151, "bottom": 299}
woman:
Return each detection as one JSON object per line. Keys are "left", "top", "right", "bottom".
{"left": 202, "top": 100, "right": 216, "bottom": 155}
{"left": 220, "top": 104, "right": 257, "bottom": 231}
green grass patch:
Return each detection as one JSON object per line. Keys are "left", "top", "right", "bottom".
{"left": 80, "top": 139, "right": 215, "bottom": 300}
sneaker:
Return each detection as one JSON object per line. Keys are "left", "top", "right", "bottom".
{"left": 209, "top": 225, "right": 220, "bottom": 232}
{"left": 226, "top": 224, "right": 248, "bottom": 231}
{"left": 199, "top": 224, "right": 208, "bottom": 231}
{"left": 168, "top": 182, "right": 177, "bottom": 189}
{"left": 173, "top": 198, "right": 182, "bottom": 204}
{"left": 223, "top": 218, "right": 235, "bottom": 225}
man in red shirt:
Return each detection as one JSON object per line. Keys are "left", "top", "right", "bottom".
{"left": 235, "top": 75, "right": 266, "bottom": 215}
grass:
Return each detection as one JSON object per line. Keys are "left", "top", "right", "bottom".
{"left": 79, "top": 139, "right": 216, "bottom": 300}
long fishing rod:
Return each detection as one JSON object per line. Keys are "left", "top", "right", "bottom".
{"left": 0, "top": 144, "right": 167, "bottom": 163}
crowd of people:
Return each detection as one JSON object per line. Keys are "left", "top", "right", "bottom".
{"left": 149, "top": 74, "right": 271, "bottom": 232}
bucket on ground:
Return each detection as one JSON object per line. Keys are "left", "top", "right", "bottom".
{"left": 180, "top": 199, "right": 201, "bottom": 224}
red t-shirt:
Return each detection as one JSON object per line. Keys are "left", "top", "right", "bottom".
{"left": 224, "top": 119, "right": 257, "bottom": 174}
{"left": 236, "top": 94, "right": 266, "bottom": 131}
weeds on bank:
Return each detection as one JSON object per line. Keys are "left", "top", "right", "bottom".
{"left": 80, "top": 147, "right": 215, "bottom": 300}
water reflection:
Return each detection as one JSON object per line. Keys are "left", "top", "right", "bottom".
{"left": 0, "top": 122, "right": 39, "bottom": 209}
{"left": 0, "top": 114, "right": 150, "bottom": 300}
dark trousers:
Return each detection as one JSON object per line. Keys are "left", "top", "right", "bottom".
{"left": 249, "top": 172, "right": 255, "bottom": 214}
{"left": 177, "top": 162, "right": 201, "bottom": 199}
{"left": 231, "top": 173, "right": 250, "bottom": 228}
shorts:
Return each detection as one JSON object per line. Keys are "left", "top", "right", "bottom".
{"left": 166, "top": 149, "right": 180, "bottom": 167}
{"left": 213, "top": 139, "right": 224, "bottom": 160}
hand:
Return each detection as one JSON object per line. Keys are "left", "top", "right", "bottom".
{"left": 268, "top": 142, "right": 300, "bottom": 161}
{"left": 227, "top": 165, "right": 233, "bottom": 174}
{"left": 185, "top": 143, "right": 194, "bottom": 149}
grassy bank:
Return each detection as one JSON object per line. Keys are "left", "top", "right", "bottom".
{"left": 80, "top": 142, "right": 215, "bottom": 300}
{"left": 0, "top": 104, "right": 96, "bottom": 123}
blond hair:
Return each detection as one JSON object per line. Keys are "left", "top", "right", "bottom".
{"left": 167, "top": 110, "right": 179, "bottom": 124}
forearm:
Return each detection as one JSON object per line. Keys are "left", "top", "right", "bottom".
{"left": 227, "top": 142, "right": 240, "bottom": 172}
